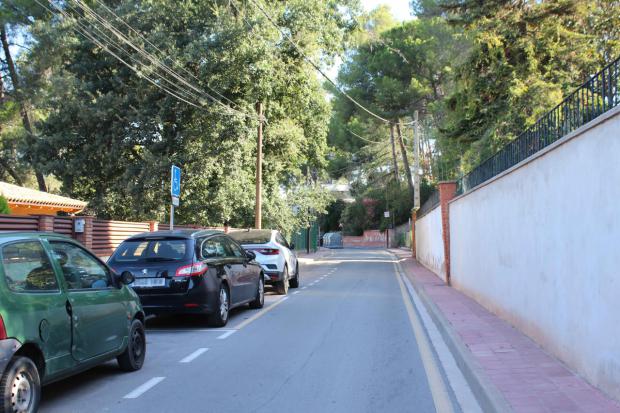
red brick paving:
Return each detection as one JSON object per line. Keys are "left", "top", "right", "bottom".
{"left": 392, "top": 249, "right": 620, "bottom": 413}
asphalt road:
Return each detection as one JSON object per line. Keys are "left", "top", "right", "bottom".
{"left": 39, "top": 249, "right": 473, "bottom": 413}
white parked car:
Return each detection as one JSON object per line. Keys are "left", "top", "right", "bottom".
{"left": 229, "top": 229, "right": 299, "bottom": 295}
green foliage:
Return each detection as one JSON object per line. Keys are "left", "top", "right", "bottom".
{"left": 0, "top": 195, "right": 10, "bottom": 214}
{"left": 9, "top": 0, "right": 359, "bottom": 234}
{"left": 439, "top": 0, "right": 620, "bottom": 170}
{"left": 318, "top": 199, "right": 347, "bottom": 233}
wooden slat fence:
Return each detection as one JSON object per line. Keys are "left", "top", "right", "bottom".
{"left": 0, "top": 215, "right": 39, "bottom": 232}
{"left": 92, "top": 220, "right": 151, "bottom": 257}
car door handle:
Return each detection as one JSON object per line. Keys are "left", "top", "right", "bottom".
{"left": 65, "top": 300, "right": 73, "bottom": 316}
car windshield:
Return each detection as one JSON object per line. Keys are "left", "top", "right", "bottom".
{"left": 111, "top": 239, "right": 188, "bottom": 262}
{"left": 229, "top": 231, "right": 272, "bottom": 245}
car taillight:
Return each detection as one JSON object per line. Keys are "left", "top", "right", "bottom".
{"left": 175, "top": 262, "right": 208, "bottom": 277}
{"left": 252, "top": 248, "right": 279, "bottom": 255}
{"left": 0, "top": 315, "right": 7, "bottom": 340}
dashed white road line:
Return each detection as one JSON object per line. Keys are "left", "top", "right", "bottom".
{"left": 179, "top": 348, "right": 209, "bottom": 363}
{"left": 217, "top": 330, "right": 236, "bottom": 340}
{"left": 123, "top": 377, "right": 165, "bottom": 399}
{"left": 302, "top": 286, "right": 308, "bottom": 290}
{"left": 293, "top": 291, "right": 300, "bottom": 295}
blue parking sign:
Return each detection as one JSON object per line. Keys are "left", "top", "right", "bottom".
{"left": 171, "top": 165, "right": 181, "bottom": 197}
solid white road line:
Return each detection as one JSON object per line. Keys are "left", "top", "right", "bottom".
{"left": 123, "top": 377, "right": 165, "bottom": 399}
{"left": 217, "top": 330, "right": 236, "bottom": 340}
{"left": 402, "top": 275, "right": 482, "bottom": 412}
{"left": 179, "top": 348, "right": 209, "bottom": 363}
{"left": 394, "top": 263, "right": 454, "bottom": 413}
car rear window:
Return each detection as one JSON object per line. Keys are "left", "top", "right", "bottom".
{"left": 111, "top": 239, "right": 189, "bottom": 262}
{"left": 229, "top": 231, "right": 272, "bottom": 245}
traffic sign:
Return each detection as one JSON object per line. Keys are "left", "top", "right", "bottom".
{"left": 384, "top": 211, "right": 390, "bottom": 218}
{"left": 171, "top": 196, "right": 179, "bottom": 207}
{"left": 171, "top": 165, "right": 181, "bottom": 197}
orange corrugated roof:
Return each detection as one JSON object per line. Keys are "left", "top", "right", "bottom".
{"left": 0, "top": 181, "right": 87, "bottom": 210}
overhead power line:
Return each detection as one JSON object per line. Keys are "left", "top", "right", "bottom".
{"left": 34, "top": 0, "right": 259, "bottom": 121}
{"left": 243, "top": 0, "right": 392, "bottom": 124}
{"left": 89, "top": 0, "right": 244, "bottom": 113}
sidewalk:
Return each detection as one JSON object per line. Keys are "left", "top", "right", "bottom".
{"left": 391, "top": 249, "right": 620, "bottom": 413}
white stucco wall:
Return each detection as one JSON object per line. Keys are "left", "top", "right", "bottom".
{"left": 449, "top": 108, "right": 620, "bottom": 401}
{"left": 415, "top": 206, "right": 446, "bottom": 281}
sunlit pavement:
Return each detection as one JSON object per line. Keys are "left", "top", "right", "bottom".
{"left": 39, "top": 249, "right": 471, "bottom": 413}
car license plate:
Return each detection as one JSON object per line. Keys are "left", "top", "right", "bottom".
{"left": 131, "top": 278, "right": 166, "bottom": 288}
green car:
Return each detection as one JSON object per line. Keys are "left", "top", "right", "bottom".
{"left": 0, "top": 232, "right": 146, "bottom": 413}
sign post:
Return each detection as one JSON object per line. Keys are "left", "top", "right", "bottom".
{"left": 170, "top": 165, "right": 181, "bottom": 230}
{"left": 384, "top": 211, "right": 390, "bottom": 248}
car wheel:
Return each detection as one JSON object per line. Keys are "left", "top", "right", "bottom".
{"left": 208, "top": 283, "right": 230, "bottom": 327}
{"left": 249, "top": 276, "right": 265, "bottom": 309}
{"left": 276, "top": 266, "right": 289, "bottom": 295}
{"left": 117, "top": 319, "right": 146, "bottom": 372}
{"left": 289, "top": 263, "right": 300, "bottom": 288}
{"left": 0, "top": 356, "right": 40, "bottom": 413}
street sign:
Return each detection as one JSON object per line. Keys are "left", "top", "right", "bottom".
{"left": 172, "top": 196, "right": 179, "bottom": 207}
{"left": 384, "top": 211, "right": 390, "bottom": 218}
{"left": 171, "top": 165, "right": 181, "bottom": 197}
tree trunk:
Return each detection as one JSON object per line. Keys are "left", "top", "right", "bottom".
{"left": 389, "top": 123, "right": 399, "bottom": 182}
{"left": 0, "top": 157, "right": 23, "bottom": 186}
{"left": 396, "top": 120, "right": 415, "bottom": 201}
{"left": 1, "top": 25, "right": 47, "bottom": 192}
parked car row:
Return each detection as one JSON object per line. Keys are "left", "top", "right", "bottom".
{"left": 0, "top": 228, "right": 299, "bottom": 412}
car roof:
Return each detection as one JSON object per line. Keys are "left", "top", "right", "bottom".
{"left": 123, "top": 229, "right": 223, "bottom": 241}
{"left": 0, "top": 231, "right": 74, "bottom": 244}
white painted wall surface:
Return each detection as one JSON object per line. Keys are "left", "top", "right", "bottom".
{"left": 449, "top": 109, "right": 620, "bottom": 401}
{"left": 415, "top": 206, "right": 446, "bottom": 281}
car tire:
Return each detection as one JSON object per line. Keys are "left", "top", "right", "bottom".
{"left": 289, "top": 264, "right": 300, "bottom": 288}
{"left": 117, "top": 319, "right": 146, "bottom": 372}
{"left": 249, "top": 276, "right": 265, "bottom": 309}
{"left": 208, "top": 283, "right": 230, "bottom": 327}
{"left": 0, "top": 356, "right": 41, "bottom": 413}
{"left": 276, "top": 266, "right": 289, "bottom": 295}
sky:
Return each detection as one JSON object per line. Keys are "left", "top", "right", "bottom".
{"left": 361, "top": 0, "right": 414, "bottom": 21}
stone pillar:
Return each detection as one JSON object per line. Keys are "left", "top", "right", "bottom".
{"left": 438, "top": 181, "right": 458, "bottom": 285}
{"left": 73, "top": 216, "right": 94, "bottom": 249}
{"left": 37, "top": 215, "right": 55, "bottom": 232}
{"left": 149, "top": 221, "right": 159, "bottom": 232}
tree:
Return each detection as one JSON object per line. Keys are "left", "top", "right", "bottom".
{"left": 438, "top": 0, "right": 620, "bottom": 170}
{"left": 0, "top": 1, "right": 50, "bottom": 191}
{"left": 27, "top": 0, "right": 357, "bottom": 235}
{"left": 0, "top": 194, "right": 10, "bottom": 214}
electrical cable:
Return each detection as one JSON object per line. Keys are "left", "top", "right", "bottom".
{"left": 243, "top": 0, "right": 392, "bottom": 124}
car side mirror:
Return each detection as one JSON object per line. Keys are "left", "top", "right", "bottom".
{"left": 245, "top": 251, "right": 256, "bottom": 260}
{"left": 120, "top": 271, "right": 135, "bottom": 285}
{"left": 290, "top": 243, "right": 296, "bottom": 250}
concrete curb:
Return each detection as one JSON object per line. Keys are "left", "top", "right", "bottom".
{"left": 391, "top": 252, "right": 513, "bottom": 413}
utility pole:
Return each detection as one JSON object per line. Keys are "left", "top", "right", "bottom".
{"left": 255, "top": 102, "right": 264, "bottom": 229}
{"left": 413, "top": 111, "right": 421, "bottom": 210}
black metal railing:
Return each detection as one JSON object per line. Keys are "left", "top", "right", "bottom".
{"left": 417, "top": 190, "right": 440, "bottom": 218}
{"left": 457, "top": 56, "right": 620, "bottom": 194}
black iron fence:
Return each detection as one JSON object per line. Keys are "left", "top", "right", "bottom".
{"left": 457, "top": 56, "right": 620, "bottom": 194}
{"left": 417, "top": 189, "right": 440, "bottom": 218}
